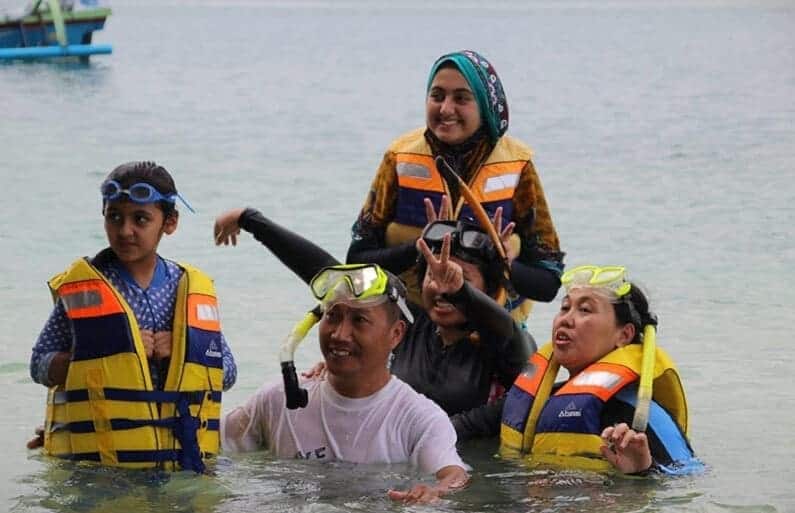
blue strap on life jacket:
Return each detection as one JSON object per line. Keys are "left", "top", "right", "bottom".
{"left": 52, "top": 389, "right": 221, "bottom": 405}
{"left": 173, "top": 396, "right": 205, "bottom": 474}
{"left": 615, "top": 388, "right": 704, "bottom": 475}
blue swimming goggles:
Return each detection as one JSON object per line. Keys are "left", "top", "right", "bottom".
{"left": 100, "top": 180, "right": 195, "bottom": 213}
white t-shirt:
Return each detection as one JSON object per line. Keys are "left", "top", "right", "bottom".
{"left": 221, "top": 376, "right": 466, "bottom": 475}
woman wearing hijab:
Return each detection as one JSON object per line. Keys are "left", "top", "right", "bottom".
{"left": 346, "top": 50, "right": 564, "bottom": 323}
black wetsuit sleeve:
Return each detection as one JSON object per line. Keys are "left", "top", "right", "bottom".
{"left": 450, "top": 398, "right": 505, "bottom": 442}
{"left": 444, "top": 282, "right": 530, "bottom": 346}
{"left": 238, "top": 208, "right": 340, "bottom": 285}
{"left": 442, "top": 283, "right": 534, "bottom": 441}
{"left": 345, "top": 222, "right": 418, "bottom": 275}
{"left": 509, "top": 260, "right": 561, "bottom": 303}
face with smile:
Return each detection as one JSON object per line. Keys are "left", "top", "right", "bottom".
{"left": 551, "top": 288, "right": 636, "bottom": 376}
{"left": 103, "top": 200, "right": 177, "bottom": 269}
{"left": 421, "top": 256, "right": 486, "bottom": 328}
{"left": 426, "top": 67, "right": 482, "bottom": 145}
{"left": 319, "top": 302, "right": 406, "bottom": 396}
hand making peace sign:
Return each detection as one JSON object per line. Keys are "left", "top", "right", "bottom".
{"left": 416, "top": 232, "right": 464, "bottom": 296}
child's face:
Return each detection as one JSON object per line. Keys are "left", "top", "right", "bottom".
{"left": 103, "top": 200, "right": 177, "bottom": 267}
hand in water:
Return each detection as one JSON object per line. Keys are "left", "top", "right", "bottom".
{"left": 26, "top": 425, "right": 44, "bottom": 449}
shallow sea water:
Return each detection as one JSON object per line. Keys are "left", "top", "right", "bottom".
{"left": 1, "top": 1, "right": 793, "bottom": 511}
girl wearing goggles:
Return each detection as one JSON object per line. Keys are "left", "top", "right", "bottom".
{"left": 101, "top": 179, "right": 195, "bottom": 213}
{"left": 29, "top": 162, "right": 237, "bottom": 471}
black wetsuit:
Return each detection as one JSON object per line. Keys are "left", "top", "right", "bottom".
{"left": 238, "top": 208, "right": 533, "bottom": 440}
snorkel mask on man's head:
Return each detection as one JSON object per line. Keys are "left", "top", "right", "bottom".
{"left": 310, "top": 264, "right": 414, "bottom": 324}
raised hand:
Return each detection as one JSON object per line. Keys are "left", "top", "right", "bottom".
{"left": 424, "top": 195, "right": 452, "bottom": 225}
{"left": 491, "top": 206, "right": 517, "bottom": 265}
{"left": 214, "top": 208, "right": 245, "bottom": 246}
{"left": 416, "top": 233, "right": 464, "bottom": 296}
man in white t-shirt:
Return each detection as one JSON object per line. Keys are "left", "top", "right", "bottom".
{"left": 221, "top": 262, "right": 469, "bottom": 503}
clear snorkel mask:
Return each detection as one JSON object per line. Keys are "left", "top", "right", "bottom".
{"left": 560, "top": 265, "right": 641, "bottom": 329}
{"left": 309, "top": 264, "right": 414, "bottom": 323}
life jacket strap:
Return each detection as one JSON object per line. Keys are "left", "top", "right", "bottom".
{"left": 52, "top": 388, "right": 221, "bottom": 405}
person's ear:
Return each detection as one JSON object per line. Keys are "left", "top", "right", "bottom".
{"left": 388, "top": 319, "right": 407, "bottom": 351}
{"left": 163, "top": 210, "right": 179, "bottom": 235}
{"left": 615, "top": 323, "right": 635, "bottom": 348}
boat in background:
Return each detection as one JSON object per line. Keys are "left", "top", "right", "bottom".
{"left": 0, "top": 0, "right": 112, "bottom": 61}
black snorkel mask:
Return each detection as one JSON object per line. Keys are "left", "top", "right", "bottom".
{"left": 421, "top": 219, "right": 498, "bottom": 266}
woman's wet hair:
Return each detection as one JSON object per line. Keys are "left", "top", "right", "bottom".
{"left": 103, "top": 161, "right": 178, "bottom": 217}
{"left": 613, "top": 283, "right": 658, "bottom": 343}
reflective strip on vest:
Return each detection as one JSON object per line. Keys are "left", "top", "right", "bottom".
{"left": 556, "top": 362, "right": 638, "bottom": 402}
{"left": 58, "top": 280, "right": 124, "bottom": 319}
{"left": 483, "top": 172, "right": 521, "bottom": 194}
{"left": 395, "top": 154, "right": 445, "bottom": 192}
{"left": 188, "top": 294, "right": 221, "bottom": 332}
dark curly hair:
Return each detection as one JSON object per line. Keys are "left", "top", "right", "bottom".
{"left": 102, "top": 161, "right": 179, "bottom": 218}
{"left": 613, "top": 282, "right": 658, "bottom": 343}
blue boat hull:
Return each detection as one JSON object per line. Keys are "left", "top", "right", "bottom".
{"left": 0, "top": 43, "right": 111, "bottom": 59}
{"left": 0, "top": 17, "right": 106, "bottom": 48}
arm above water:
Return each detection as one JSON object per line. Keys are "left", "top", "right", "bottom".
{"left": 215, "top": 207, "right": 340, "bottom": 285}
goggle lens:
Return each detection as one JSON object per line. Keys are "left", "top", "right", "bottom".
{"left": 421, "top": 220, "right": 494, "bottom": 263}
{"left": 100, "top": 179, "right": 196, "bottom": 213}
{"left": 310, "top": 265, "right": 382, "bottom": 300}
{"left": 561, "top": 265, "right": 631, "bottom": 297}
{"left": 422, "top": 222, "right": 457, "bottom": 244}
{"left": 460, "top": 230, "right": 489, "bottom": 250}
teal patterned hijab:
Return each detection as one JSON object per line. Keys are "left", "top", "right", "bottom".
{"left": 426, "top": 50, "right": 509, "bottom": 143}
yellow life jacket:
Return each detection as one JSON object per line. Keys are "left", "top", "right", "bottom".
{"left": 383, "top": 127, "right": 533, "bottom": 321}
{"left": 42, "top": 257, "right": 224, "bottom": 472}
{"left": 500, "top": 343, "right": 689, "bottom": 471}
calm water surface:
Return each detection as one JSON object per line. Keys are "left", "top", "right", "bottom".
{"left": 1, "top": 1, "right": 793, "bottom": 512}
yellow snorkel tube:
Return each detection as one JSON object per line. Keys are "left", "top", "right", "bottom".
{"left": 632, "top": 324, "right": 657, "bottom": 432}
{"left": 280, "top": 305, "right": 321, "bottom": 409}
